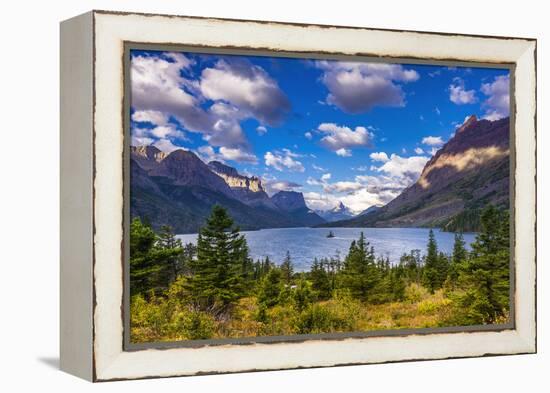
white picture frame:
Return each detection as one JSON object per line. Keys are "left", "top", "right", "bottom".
{"left": 60, "top": 10, "right": 536, "bottom": 381}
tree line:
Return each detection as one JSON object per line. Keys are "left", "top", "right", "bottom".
{"left": 130, "top": 204, "right": 510, "bottom": 341}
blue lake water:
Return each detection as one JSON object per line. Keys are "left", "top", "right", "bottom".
{"left": 177, "top": 227, "right": 477, "bottom": 272}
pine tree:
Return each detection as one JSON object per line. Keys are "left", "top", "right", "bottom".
{"left": 186, "top": 205, "right": 248, "bottom": 311}
{"left": 342, "top": 232, "right": 380, "bottom": 301}
{"left": 423, "top": 229, "right": 441, "bottom": 293}
{"left": 157, "top": 225, "right": 184, "bottom": 283}
{"left": 448, "top": 233, "right": 467, "bottom": 282}
{"left": 280, "top": 251, "right": 294, "bottom": 285}
{"left": 455, "top": 205, "right": 510, "bottom": 324}
{"left": 310, "top": 258, "right": 331, "bottom": 299}
{"left": 130, "top": 218, "right": 183, "bottom": 297}
{"left": 257, "top": 268, "right": 283, "bottom": 307}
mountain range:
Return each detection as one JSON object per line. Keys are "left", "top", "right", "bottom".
{"left": 131, "top": 115, "right": 509, "bottom": 234}
{"left": 130, "top": 146, "right": 325, "bottom": 233}
{"left": 322, "top": 116, "right": 510, "bottom": 231}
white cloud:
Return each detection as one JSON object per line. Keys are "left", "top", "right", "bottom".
{"left": 321, "top": 173, "right": 332, "bottom": 181}
{"left": 132, "top": 110, "right": 170, "bottom": 126}
{"left": 200, "top": 59, "right": 290, "bottom": 126}
{"left": 196, "top": 145, "right": 258, "bottom": 164}
{"left": 130, "top": 52, "right": 293, "bottom": 158}
{"left": 304, "top": 131, "right": 313, "bottom": 140}
{"left": 264, "top": 180, "right": 302, "bottom": 195}
{"left": 131, "top": 53, "right": 211, "bottom": 133}
{"left": 317, "top": 123, "right": 373, "bottom": 155}
{"left": 153, "top": 138, "right": 183, "bottom": 153}
{"left": 336, "top": 148, "right": 352, "bottom": 157}
{"left": 449, "top": 78, "right": 477, "bottom": 105}
{"left": 312, "top": 164, "right": 326, "bottom": 172}
{"left": 315, "top": 61, "right": 419, "bottom": 113}
{"left": 480, "top": 74, "right": 510, "bottom": 121}
{"left": 369, "top": 151, "right": 390, "bottom": 162}
{"left": 303, "top": 192, "right": 340, "bottom": 211}
{"left": 422, "top": 136, "right": 444, "bottom": 146}
{"left": 435, "top": 107, "right": 441, "bottom": 115}
{"left": 373, "top": 153, "right": 429, "bottom": 182}
{"left": 149, "top": 125, "right": 186, "bottom": 139}
{"left": 264, "top": 150, "right": 305, "bottom": 172}
{"left": 256, "top": 125, "right": 267, "bottom": 135}
{"left": 324, "top": 181, "right": 364, "bottom": 193}
{"left": 414, "top": 147, "right": 425, "bottom": 154}
{"left": 131, "top": 135, "right": 154, "bottom": 146}
{"left": 219, "top": 147, "right": 258, "bottom": 164}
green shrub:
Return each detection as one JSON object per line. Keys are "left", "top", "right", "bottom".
{"left": 172, "top": 310, "right": 215, "bottom": 340}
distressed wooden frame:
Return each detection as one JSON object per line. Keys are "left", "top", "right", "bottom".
{"left": 60, "top": 10, "right": 537, "bottom": 382}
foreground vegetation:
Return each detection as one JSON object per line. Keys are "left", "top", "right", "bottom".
{"left": 130, "top": 205, "right": 510, "bottom": 343}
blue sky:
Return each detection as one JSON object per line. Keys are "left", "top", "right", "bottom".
{"left": 130, "top": 49, "right": 510, "bottom": 213}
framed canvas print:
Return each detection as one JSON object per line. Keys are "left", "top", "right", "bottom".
{"left": 60, "top": 10, "right": 537, "bottom": 381}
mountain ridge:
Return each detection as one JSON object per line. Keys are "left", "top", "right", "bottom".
{"left": 321, "top": 116, "right": 510, "bottom": 231}
{"left": 130, "top": 148, "right": 325, "bottom": 232}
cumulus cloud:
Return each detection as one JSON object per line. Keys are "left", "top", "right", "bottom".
{"left": 422, "top": 136, "right": 444, "bottom": 146}
{"left": 196, "top": 145, "right": 258, "bottom": 164}
{"left": 200, "top": 58, "right": 290, "bottom": 126}
{"left": 372, "top": 153, "right": 429, "bottom": 182}
{"left": 369, "top": 152, "right": 390, "bottom": 162}
{"left": 414, "top": 147, "right": 425, "bottom": 154}
{"left": 480, "top": 74, "right": 510, "bottom": 121}
{"left": 153, "top": 138, "right": 183, "bottom": 153}
{"left": 264, "top": 180, "right": 302, "bottom": 195}
{"left": 316, "top": 123, "right": 373, "bottom": 156}
{"left": 321, "top": 173, "right": 332, "bottom": 182}
{"left": 304, "top": 131, "right": 313, "bottom": 140}
{"left": 449, "top": 77, "right": 477, "bottom": 105}
{"left": 131, "top": 53, "right": 212, "bottom": 133}
{"left": 315, "top": 61, "right": 419, "bottom": 113}
{"left": 132, "top": 110, "right": 170, "bottom": 126}
{"left": 336, "top": 148, "right": 352, "bottom": 157}
{"left": 264, "top": 149, "right": 305, "bottom": 172}
{"left": 131, "top": 52, "right": 292, "bottom": 156}
{"left": 324, "top": 181, "right": 364, "bottom": 193}
{"left": 305, "top": 151, "right": 431, "bottom": 213}
{"left": 219, "top": 147, "right": 258, "bottom": 164}
{"left": 256, "top": 125, "right": 267, "bottom": 135}
{"left": 303, "top": 192, "right": 341, "bottom": 211}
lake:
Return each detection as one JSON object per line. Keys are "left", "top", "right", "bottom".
{"left": 177, "top": 227, "right": 477, "bottom": 272}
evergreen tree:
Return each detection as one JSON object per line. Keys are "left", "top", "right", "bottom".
{"left": 129, "top": 218, "right": 182, "bottom": 297}
{"left": 342, "top": 232, "right": 380, "bottom": 301}
{"left": 280, "top": 251, "right": 294, "bottom": 285}
{"left": 423, "top": 229, "right": 442, "bottom": 293}
{"left": 448, "top": 233, "right": 467, "bottom": 282}
{"left": 455, "top": 205, "right": 510, "bottom": 324}
{"left": 186, "top": 205, "right": 248, "bottom": 311}
{"left": 310, "top": 258, "right": 331, "bottom": 300}
{"left": 157, "top": 225, "right": 184, "bottom": 283}
{"left": 257, "top": 268, "right": 283, "bottom": 307}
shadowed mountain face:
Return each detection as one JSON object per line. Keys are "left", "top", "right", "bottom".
{"left": 324, "top": 116, "right": 510, "bottom": 231}
{"left": 130, "top": 147, "right": 325, "bottom": 233}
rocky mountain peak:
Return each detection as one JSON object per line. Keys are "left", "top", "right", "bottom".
{"left": 208, "top": 161, "right": 264, "bottom": 193}
{"left": 208, "top": 161, "right": 240, "bottom": 177}
{"left": 130, "top": 145, "right": 170, "bottom": 171}
{"left": 271, "top": 191, "right": 307, "bottom": 212}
